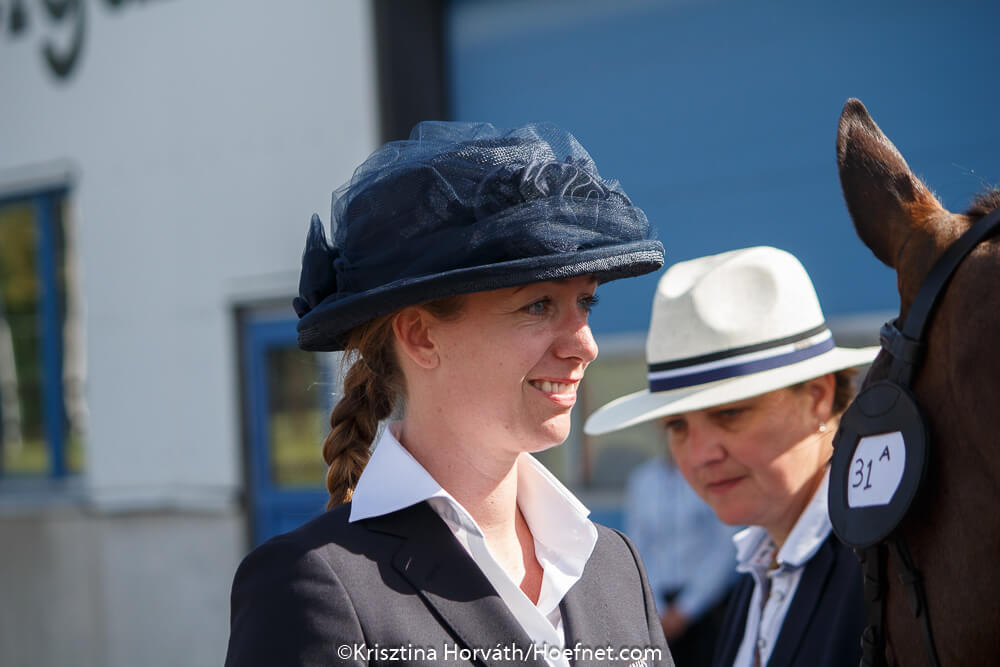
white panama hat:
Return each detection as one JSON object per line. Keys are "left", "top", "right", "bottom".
{"left": 584, "top": 246, "right": 879, "bottom": 435}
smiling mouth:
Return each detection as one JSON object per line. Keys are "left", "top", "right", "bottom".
{"left": 528, "top": 380, "right": 577, "bottom": 394}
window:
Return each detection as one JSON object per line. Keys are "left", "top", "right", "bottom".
{"left": 240, "top": 309, "right": 340, "bottom": 544}
{"left": 264, "top": 344, "right": 339, "bottom": 488}
{"left": 0, "top": 189, "right": 84, "bottom": 478}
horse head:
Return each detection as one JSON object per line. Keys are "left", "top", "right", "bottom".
{"left": 836, "top": 98, "right": 1000, "bottom": 666}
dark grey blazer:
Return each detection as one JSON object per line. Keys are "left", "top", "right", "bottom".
{"left": 225, "top": 501, "right": 673, "bottom": 667}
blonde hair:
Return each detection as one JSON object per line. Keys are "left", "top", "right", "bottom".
{"left": 321, "top": 296, "right": 464, "bottom": 508}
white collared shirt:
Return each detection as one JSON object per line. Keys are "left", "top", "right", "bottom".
{"left": 349, "top": 426, "right": 599, "bottom": 667}
{"left": 731, "top": 470, "right": 832, "bottom": 667}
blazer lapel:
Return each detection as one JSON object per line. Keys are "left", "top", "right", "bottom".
{"left": 766, "top": 537, "right": 836, "bottom": 667}
{"left": 559, "top": 566, "right": 611, "bottom": 667}
{"left": 713, "top": 575, "right": 753, "bottom": 667}
{"left": 364, "top": 502, "right": 547, "bottom": 667}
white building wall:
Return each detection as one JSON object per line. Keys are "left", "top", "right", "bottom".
{"left": 0, "top": 2, "right": 378, "bottom": 665}
{"left": 1, "top": 0, "right": 378, "bottom": 506}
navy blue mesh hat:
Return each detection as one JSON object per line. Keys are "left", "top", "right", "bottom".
{"left": 293, "top": 121, "right": 664, "bottom": 351}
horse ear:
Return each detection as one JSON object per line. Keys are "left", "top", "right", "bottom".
{"left": 836, "top": 98, "right": 943, "bottom": 268}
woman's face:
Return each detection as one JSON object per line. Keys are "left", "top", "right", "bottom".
{"left": 665, "top": 380, "right": 833, "bottom": 544}
{"left": 422, "top": 276, "right": 599, "bottom": 456}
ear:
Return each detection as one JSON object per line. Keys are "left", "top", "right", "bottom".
{"left": 803, "top": 373, "right": 836, "bottom": 423}
{"left": 391, "top": 307, "right": 439, "bottom": 370}
{"left": 836, "top": 98, "right": 944, "bottom": 268}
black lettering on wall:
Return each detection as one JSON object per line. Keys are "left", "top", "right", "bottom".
{"left": 3, "top": 0, "right": 165, "bottom": 81}
{"left": 9, "top": 0, "right": 31, "bottom": 35}
{"left": 41, "top": 0, "right": 86, "bottom": 79}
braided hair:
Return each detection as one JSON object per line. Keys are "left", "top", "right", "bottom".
{"left": 321, "top": 296, "right": 464, "bottom": 508}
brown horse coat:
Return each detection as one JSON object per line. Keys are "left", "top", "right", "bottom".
{"left": 836, "top": 98, "right": 1000, "bottom": 667}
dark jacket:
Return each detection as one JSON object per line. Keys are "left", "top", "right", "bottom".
{"left": 225, "top": 501, "right": 673, "bottom": 667}
{"left": 712, "top": 535, "right": 864, "bottom": 667}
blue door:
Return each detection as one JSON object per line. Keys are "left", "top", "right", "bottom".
{"left": 241, "top": 312, "right": 340, "bottom": 545}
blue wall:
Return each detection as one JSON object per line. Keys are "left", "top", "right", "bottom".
{"left": 446, "top": 0, "right": 999, "bottom": 337}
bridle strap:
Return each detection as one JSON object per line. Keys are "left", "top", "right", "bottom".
{"left": 889, "top": 536, "right": 941, "bottom": 667}
{"left": 860, "top": 545, "right": 887, "bottom": 667}
{"left": 887, "top": 207, "right": 1000, "bottom": 384}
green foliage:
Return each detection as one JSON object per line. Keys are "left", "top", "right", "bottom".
{"left": 0, "top": 198, "right": 85, "bottom": 476}
{"left": 0, "top": 204, "right": 40, "bottom": 308}
{"left": 0, "top": 204, "right": 45, "bottom": 437}
{"left": 2, "top": 437, "right": 48, "bottom": 474}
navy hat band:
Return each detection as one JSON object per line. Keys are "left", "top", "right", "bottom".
{"left": 335, "top": 197, "right": 647, "bottom": 296}
{"left": 647, "top": 324, "right": 834, "bottom": 393}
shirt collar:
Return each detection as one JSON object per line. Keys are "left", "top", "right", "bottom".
{"left": 733, "top": 467, "right": 832, "bottom": 572}
{"left": 350, "top": 425, "right": 599, "bottom": 616}
{"left": 348, "top": 425, "right": 453, "bottom": 523}
{"left": 349, "top": 427, "right": 598, "bottom": 564}
{"left": 516, "top": 451, "right": 598, "bottom": 587}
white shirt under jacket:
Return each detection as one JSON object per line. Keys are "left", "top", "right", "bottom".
{"left": 349, "top": 425, "right": 599, "bottom": 667}
{"left": 731, "top": 470, "right": 832, "bottom": 667}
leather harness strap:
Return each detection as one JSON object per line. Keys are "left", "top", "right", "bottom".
{"left": 859, "top": 545, "right": 886, "bottom": 667}
{"left": 888, "top": 537, "right": 940, "bottom": 667}
{"left": 884, "top": 207, "right": 1000, "bottom": 387}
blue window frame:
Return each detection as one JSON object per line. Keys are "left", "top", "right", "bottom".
{"left": 0, "top": 188, "right": 82, "bottom": 479}
{"left": 240, "top": 309, "right": 340, "bottom": 545}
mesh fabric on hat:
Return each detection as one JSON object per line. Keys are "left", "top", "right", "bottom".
{"left": 293, "top": 121, "right": 662, "bottom": 350}
{"left": 301, "top": 122, "right": 651, "bottom": 312}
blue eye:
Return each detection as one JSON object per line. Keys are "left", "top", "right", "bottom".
{"left": 579, "top": 294, "right": 599, "bottom": 313}
{"left": 524, "top": 298, "right": 551, "bottom": 315}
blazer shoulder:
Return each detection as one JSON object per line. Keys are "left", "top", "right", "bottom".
{"left": 226, "top": 506, "right": 368, "bottom": 666}
{"left": 229, "top": 504, "right": 363, "bottom": 613}
{"left": 250, "top": 502, "right": 401, "bottom": 563}
{"left": 595, "top": 523, "right": 641, "bottom": 559}
{"left": 587, "top": 523, "right": 652, "bottom": 585}
{"left": 263, "top": 502, "right": 355, "bottom": 549}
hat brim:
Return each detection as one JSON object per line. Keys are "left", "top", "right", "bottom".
{"left": 583, "top": 345, "right": 880, "bottom": 435}
{"left": 297, "top": 240, "right": 664, "bottom": 351}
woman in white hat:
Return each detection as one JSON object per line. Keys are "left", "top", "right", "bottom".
{"left": 585, "top": 246, "right": 877, "bottom": 667}
{"left": 225, "top": 122, "right": 673, "bottom": 666}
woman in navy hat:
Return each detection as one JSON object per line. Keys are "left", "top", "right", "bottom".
{"left": 225, "top": 122, "right": 672, "bottom": 667}
{"left": 586, "top": 247, "right": 877, "bottom": 667}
